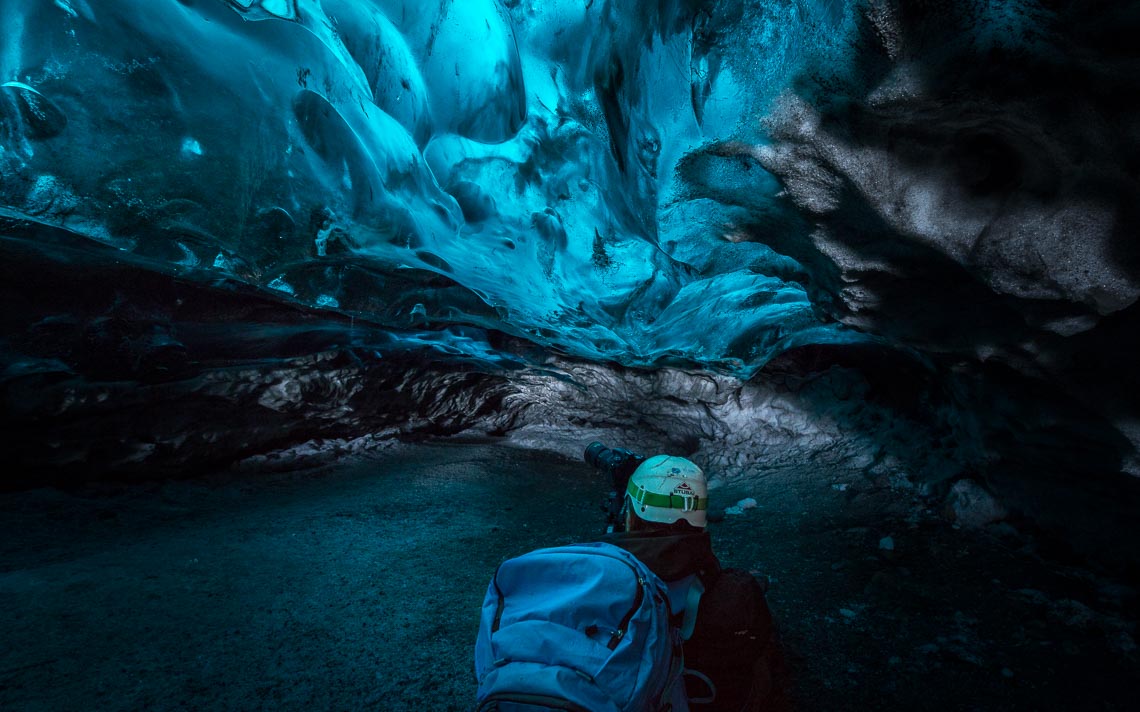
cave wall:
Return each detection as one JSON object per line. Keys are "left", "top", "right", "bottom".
{"left": 2, "top": 1, "right": 1139, "bottom": 570}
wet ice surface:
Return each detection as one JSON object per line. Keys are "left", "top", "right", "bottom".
{"left": 1, "top": 443, "right": 1135, "bottom": 711}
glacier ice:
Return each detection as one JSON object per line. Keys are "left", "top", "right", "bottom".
{"left": 2, "top": 0, "right": 1137, "bottom": 388}
{"left": 3, "top": 0, "right": 1140, "bottom": 586}
{"left": 0, "top": 0, "right": 874, "bottom": 376}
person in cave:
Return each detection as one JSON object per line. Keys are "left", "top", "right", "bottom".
{"left": 585, "top": 443, "right": 790, "bottom": 712}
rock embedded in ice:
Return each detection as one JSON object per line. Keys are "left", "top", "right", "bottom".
{"left": 942, "top": 480, "right": 1008, "bottom": 530}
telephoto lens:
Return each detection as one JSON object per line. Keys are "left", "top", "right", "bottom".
{"left": 583, "top": 441, "right": 646, "bottom": 487}
{"left": 583, "top": 441, "right": 611, "bottom": 469}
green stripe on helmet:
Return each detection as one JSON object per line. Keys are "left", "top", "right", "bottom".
{"left": 627, "top": 481, "right": 708, "bottom": 511}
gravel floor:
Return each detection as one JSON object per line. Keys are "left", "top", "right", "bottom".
{"left": 1, "top": 441, "right": 1136, "bottom": 710}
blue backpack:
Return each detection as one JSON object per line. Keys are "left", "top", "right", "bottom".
{"left": 474, "top": 541, "right": 691, "bottom": 712}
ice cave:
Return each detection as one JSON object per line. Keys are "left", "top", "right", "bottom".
{"left": 1, "top": 0, "right": 1138, "bottom": 709}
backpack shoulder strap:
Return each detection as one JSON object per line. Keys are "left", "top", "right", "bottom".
{"left": 679, "top": 574, "right": 705, "bottom": 641}
{"left": 664, "top": 573, "right": 705, "bottom": 641}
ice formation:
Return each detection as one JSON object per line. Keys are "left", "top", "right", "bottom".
{"left": 6, "top": 16, "right": 1140, "bottom": 710}
{"left": 3, "top": 1, "right": 1139, "bottom": 555}
{"left": 6, "top": 0, "right": 1136, "bottom": 378}
{"left": 0, "top": 0, "right": 883, "bottom": 374}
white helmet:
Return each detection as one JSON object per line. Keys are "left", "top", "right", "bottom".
{"left": 626, "top": 455, "right": 708, "bottom": 528}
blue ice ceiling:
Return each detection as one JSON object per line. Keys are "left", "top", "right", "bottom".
{"left": 2, "top": 0, "right": 910, "bottom": 372}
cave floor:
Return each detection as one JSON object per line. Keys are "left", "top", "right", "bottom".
{"left": 0, "top": 442, "right": 1136, "bottom": 711}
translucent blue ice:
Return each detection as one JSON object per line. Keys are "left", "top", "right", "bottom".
{"left": 0, "top": 0, "right": 879, "bottom": 375}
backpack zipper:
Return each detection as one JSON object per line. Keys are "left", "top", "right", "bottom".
{"left": 608, "top": 574, "right": 645, "bottom": 650}
{"left": 491, "top": 560, "right": 507, "bottom": 633}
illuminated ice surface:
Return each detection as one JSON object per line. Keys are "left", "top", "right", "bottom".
{"left": 3, "top": 1, "right": 1140, "bottom": 477}
{"left": 0, "top": 0, "right": 880, "bottom": 374}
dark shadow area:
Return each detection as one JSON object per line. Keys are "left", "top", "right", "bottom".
{"left": 2, "top": 444, "right": 1135, "bottom": 711}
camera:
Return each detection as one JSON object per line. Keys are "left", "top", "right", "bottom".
{"left": 583, "top": 441, "right": 646, "bottom": 492}
{"left": 585, "top": 441, "right": 646, "bottom": 533}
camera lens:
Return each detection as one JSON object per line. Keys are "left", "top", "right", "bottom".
{"left": 584, "top": 441, "right": 609, "bottom": 468}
